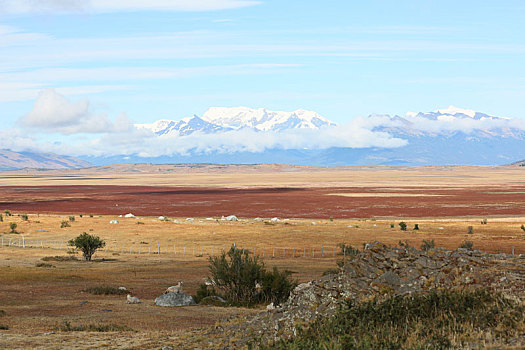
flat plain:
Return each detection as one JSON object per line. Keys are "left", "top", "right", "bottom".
{"left": 0, "top": 164, "right": 524, "bottom": 349}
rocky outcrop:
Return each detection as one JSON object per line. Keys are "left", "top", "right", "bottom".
{"left": 155, "top": 292, "right": 196, "bottom": 307}
{"left": 209, "top": 242, "right": 525, "bottom": 347}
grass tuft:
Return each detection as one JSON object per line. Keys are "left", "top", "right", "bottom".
{"left": 41, "top": 256, "right": 79, "bottom": 262}
{"left": 56, "top": 320, "right": 134, "bottom": 332}
{"left": 83, "top": 286, "right": 128, "bottom": 295}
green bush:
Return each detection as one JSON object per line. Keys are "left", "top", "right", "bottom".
{"left": 9, "top": 223, "right": 17, "bottom": 234}
{"left": 207, "top": 245, "right": 296, "bottom": 306}
{"left": 0, "top": 213, "right": 3, "bottom": 222}
{"left": 413, "top": 223, "right": 419, "bottom": 230}
{"left": 336, "top": 243, "right": 359, "bottom": 257}
{"left": 193, "top": 283, "right": 219, "bottom": 304}
{"left": 68, "top": 216, "right": 75, "bottom": 222}
{"left": 0, "top": 324, "right": 8, "bottom": 330}
{"left": 420, "top": 239, "right": 435, "bottom": 251}
{"left": 4, "top": 210, "right": 11, "bottom": 216}
{"left": 521, "top": 224, "right": 525, "bottom": 232}
{"left": 398, "top": 221, "right": 407, "bottom": 231}
{"left": 42, "top": 256, "right": 79, "bottom": 262}
{"left": 68, "top": 232, "right": 105, "bottom": 261}
{"left": 390, "top": 223, "right": 394, "bottom": 228}
{"left": 60, "top": 220, "right": 71, "bottom": 228}
{"left": 266, "top": 289, "right": 525, "bottom": 349}
{"left": 20, "top": 214, "right": 28, "bottom": 221}
{"left": 467, "top": 226, "right": 474, "bottom": 234}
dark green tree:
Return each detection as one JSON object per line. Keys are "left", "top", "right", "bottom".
{"left": 68, "top": 232, "right": 105, "bottom": 261}
{"left": 399, "top": 222, "right": 407, "bottom": 231}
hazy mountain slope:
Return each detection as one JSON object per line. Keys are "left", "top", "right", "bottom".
{"left": 0, "top": 149, "right": 91, "bottom": 170}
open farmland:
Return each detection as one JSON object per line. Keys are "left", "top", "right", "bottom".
{"left": 1, "top": 164, "right": 525, "bottom": 349}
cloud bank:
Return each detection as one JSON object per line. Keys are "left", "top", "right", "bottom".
{"left": 19, "top": 89, "right": 133, "bottom": 135}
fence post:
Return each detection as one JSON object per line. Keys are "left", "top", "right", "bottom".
{"left": 321, "top": 245, "right": 324, "bottom": 257}
{"left": 174, "top": 245, "right": 176, "bottom": 255}
{"left": 1, "top": 236, "right": 3, "bottom": 246}
{"left": 303, "top": 247, "right": 305, "bottom": 257}
{"left": 512, "top": 246, "right": 515, "bottom": 256}
{"left": 333, "top": 246, "right": 335, "bottom": 257}
{"left": 283, "top": 248, "right": 285, "bottom": 257}
{"left": 184, "top": 246, "right": 186, "bottom": 256}
{"left": 312, "top": 247, "right": 314, "bottom": 258}
{"left": 193, "top": 246, "right": 195, "bottom": 256}
{"left": 148, "top": 245, "right": 151, "bottom": 254}
{"left": 273, "top": 247, "right": 275, "bottom": 258}
{"left": 293, "top": 248, "right": 295, "bottom": 258}
{"left": 157, "top": 242, "right": 160, "bottom": 255}
{"left": 129, "top": 246, "right": 132, "bottom": 254}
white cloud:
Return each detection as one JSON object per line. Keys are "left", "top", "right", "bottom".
{"left": 0, "top": 0, "right": 260, "bottom": 14}
{"left": 19, "top": 89, "right": 134, "bottom": 135}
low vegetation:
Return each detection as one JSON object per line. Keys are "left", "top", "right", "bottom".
{"left": 83, "top": 286, "right": 128, "bottom": 295}
{"left": 266, "top": 289, "right": 525, "bottom": 349}
{"left": 0, "top": 324, "right": 8, "bottom": 330}
{"left": 459, "top": 240, "right": 474, "bottom": 250}
{"left": 35, "top": 262, "right": 55, "bottom": 268}
{"left": 41, "top": 255, "right": 79, "bottom": 262}
{"left": 398, "top": 221, "right": 407, "bottom": 231}
{"left": 9, "top": 223, "right": 18, "bottom": 234}
{"left": 56, "top": 321, "right": 133, "bottom": 332}
{"left": 60, "top": 220, "right": 71, "bottom": 228}
{"left": 197, "top": 245, "right": 296, "bottom": 306}
{"left": 420, "top": 239, "right": 435, "bottom": 251}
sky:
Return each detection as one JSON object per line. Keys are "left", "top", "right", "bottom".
{"left": 0, "top": 0, "right": 524, "bottom": 157}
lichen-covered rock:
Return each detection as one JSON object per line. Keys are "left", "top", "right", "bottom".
{"left": 155, "top": 292, "right": 196, "bottom": 307}
{"left": 206, "top": 241, "right": 525, "bottom": 348}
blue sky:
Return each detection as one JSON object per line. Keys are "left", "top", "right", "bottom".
{"left": 0, "top": 0, "right": 524, "bottom": 155}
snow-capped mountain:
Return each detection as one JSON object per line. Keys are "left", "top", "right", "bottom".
{"left": 136, "top": 107, "right": 336, "bottom": 136}
{"left": 201, "top": 107, "right": 336, "bottom": 131}
{"left": 136, "top": 115, "right": 232, "bottom": 136}
{"left": 111, "top": 105, "right": 525, "bottom": 167}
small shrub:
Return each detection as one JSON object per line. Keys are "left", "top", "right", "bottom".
{"left": 398, "top": 221, "right": 407, "bottom": 231}
{"left": 35, "top": 262, "right": 55, "bottom": 268}
{"left": 398, "top": 240, "right": 411, "bottom": 249}
{"left": 193, "top": 283, "right": 219, "bottom": 304}
{"left": 68, "top": 232, "right": 106, "bottom": 261}
{"left": 9, "top": 223, "right": 17, "bottom": 234}
{"left": 0, "top": 310, "right": 6, "bottom": 316}
{"left": 413, "top": 224, "right": 419, "bottom": 230}
{"left": 207, "top": 245, "right": 296, "bottom": 306}
{"left": 79, "top": 214, "right": 83, "bottom": 218}
{"left": 390, "top": 223, "right": 394, "bottom": 228}
{"left": 521, "top": 224, "right": 525, "bottom": 232}
{"left": 83, "top": 286, "right": 128, "bottom": 295}
{"left": 68, "top": 216, "right": 75, "bottom": 222}
{"left": 0, "top": 324, "right": 8, "bottom": 330}
{"left": 420, "top": 239, "right": 435, "bottom": 251}
{"left": 4, "top": 210, "right": 11, "bottom": 216}
{"left": 56, "top": 321, "right": 133, "bottom": 332}
{"left": 0, "top": 214, "right": 3, "bottom": 222}
{"left": 459, "top": 240, "right": 474, "bottom": 250}
{"left": 42, "top": 256, "right": 79, "bottom": 262}
{"left": 467, "top": 226, "right": 474, "bottom": 234}
{"left": 481, "top": 218, "right": 487, "bottom": 225}
{"left": 60, "top": 221, "right": 71, "bottom": 228}
{"left": 89, "top": 214, "right": 94, "bottom": 218}
{"left": 329, "top": 216, "right": 333, "bottom": 222}
{"left": 20, "top": 214, "right": 28, "bottom": 221}
{"left": 137, "top": 221, "right": 145, "bottom": 225}
{"left": 337, "top": 243, "right": 359, "bottom": 256}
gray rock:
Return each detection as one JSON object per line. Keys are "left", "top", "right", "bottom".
{"left": 155, "top": 292, "right": 196, "bottom": 307}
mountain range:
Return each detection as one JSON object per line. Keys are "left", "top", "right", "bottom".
{"left": 1, "top": 106, "right": 525, "bottom": 169}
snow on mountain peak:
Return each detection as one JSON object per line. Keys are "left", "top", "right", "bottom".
{"left": 202, "top": 106, "right": 335, "bottom": 131}
{"left": 435, "top": 105, "right": 477, "bottom": 118}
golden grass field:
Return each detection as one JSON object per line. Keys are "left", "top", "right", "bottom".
{"left": 1, "top": 164, "right": 525, "bottom": 349}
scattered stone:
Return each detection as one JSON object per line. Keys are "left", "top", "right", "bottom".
{"left": 126, "top": 294, "right": 141, "bottom": 304}
{"left": 185, "top": 218, "right": 194, "bottom": 222}
{"left": 158, "top": 216, "right": 166, "bottom": 220}
{"left": 270, "top": 217, "right": 280, "bottom": 222}
{"left": 155, "top": 292, "right": 196, "bottom": 307}
{"left": 254, "top": 218, "right": 264, "bottom": 222}
{"left": 124, "top": 213, "right": 135, "bottom": 218}
{"left": 79, "top": 301, "right": 88, "bottom": 306}
{"left": 222, "top": 215, "right": 238, "bottom": 221}
{"left": 109, "top": 220, "right": 119, "bottom": 224}
{"left": 36, "top": 229, "right": 49, "bottom": 232}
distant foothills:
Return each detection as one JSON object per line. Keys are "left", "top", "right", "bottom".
{"left": 1, "top": 106, "right": 525, "bottom": 170}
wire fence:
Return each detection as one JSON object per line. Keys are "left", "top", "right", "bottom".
{"left": 0, "top": 236, "right": 346, "bottom": 259}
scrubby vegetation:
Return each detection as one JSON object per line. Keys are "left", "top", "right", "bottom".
{"left": 56, "top": 321, "right": 133, "bottom": 332}
{"left": 83, "top": 286, "right": 128, "bottom": 295}
{"left": 266, "top": 289, "right": 525, "bottom": 349}
{"left": 459, "top": 240, "right": 474, "bottom": 250}
{"left": 35, "top": 262, "right": 55, "bottom": 268}
{"left": 60, "top": 220, "right": 71, "bottom": 228}
{"left": 9, "top": 223, "right": 18, "bottom": 234}
{"left": 198, "top": 245, "right": 296, "bottom": 306}
{"left": 41, "top": 255, "right": 79, "bottom": 262}
{"left": 398, "top": 221, "right": 407, "bottom": 231}
{"left": 420, "top": 239, "right": 435, "bottom": 251}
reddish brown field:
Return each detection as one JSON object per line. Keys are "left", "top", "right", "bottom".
{"left": 1, "top": 185, "right": 524, "bottom": 218}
